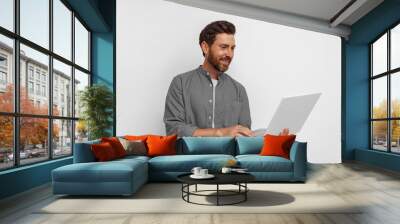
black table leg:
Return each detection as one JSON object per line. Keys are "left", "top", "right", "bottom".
{"left": 217, "top": 184, "right": 219, "bottom": 206}
{"left": 245, "top": 183, "right": 247, "bottom": 201}
{"left": 181, "top": 183, "right": 183, "bottom": 199}
{"left": 188, "top": 184, "right": 190, "bottom": 202}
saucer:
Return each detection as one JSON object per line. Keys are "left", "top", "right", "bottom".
{"left": 232, "top": 170, "right": 249, "bottom": 174}
{"left": 190, "top": 174, "right": 215, "bottom": 179}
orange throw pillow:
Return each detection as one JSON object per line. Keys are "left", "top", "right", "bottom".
{"left": 124, "top": 135, "right": 150, "bottom": 142}
{"left": 101, "top": 137, "right": 127, "bottom": 158}
{"left": 91, "top": 142, "right": 117, "bottom": 161}
{"left": 124, "top": 134, "right": 157, "bottom": 150}
{"left": 259, "top": 134, "right": 296, "bottom": 159}
{"left": 146, "top": 135, "right": 177, "bottom": 157}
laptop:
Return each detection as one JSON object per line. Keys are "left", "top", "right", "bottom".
{"left": 253, "top": 93, "right": 321, "bottom": 136}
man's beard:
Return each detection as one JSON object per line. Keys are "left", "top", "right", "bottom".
{"left": 207, "top": 51, "right": 231, "bottom": 73}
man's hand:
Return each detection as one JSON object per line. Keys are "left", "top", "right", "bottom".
{"left": 279, "top": 128, "right": 293, "bottom": 136}
{"left": 217, "top": 125, "right": 254, "bottom": 137}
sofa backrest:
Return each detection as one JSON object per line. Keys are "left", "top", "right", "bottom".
{"left": 235, "top": 137, "right": 264, "bottom": 155}
{"left": 74, "top": 136, "right": 303, "bottom": 161}
{"left": 178, "top": 137, "right": 236, "bottom": 155}
{"left": 73, "top": 139, "right": 100, "bottom": 163}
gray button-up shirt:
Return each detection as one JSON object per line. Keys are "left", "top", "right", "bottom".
{"left": 163, "top": 66, "right": 251, "bottom": 137}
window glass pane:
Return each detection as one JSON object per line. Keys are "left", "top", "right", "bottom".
{"left": 74, "top": 69, "right": 89, "bottom": 118}
{"left": 0, "top": 0, "right": 13, "bottom": 31}
{"left": 0, "top": 116, "right": 13, "bottom": 170}
{"left": 391, "top": 72, "right": 400, "bottom": 117}
{"left": 372, "top": 33, "right": 387, "bottom": 76}
{"left": 372, "top": 121, "right": 388, "bottom": 151}
{"left": 20, "top": 117, "right": 49, "bottom": 165}
{"left": 74, "top": 18, "right": 89, "bottom": 69}
{"left": 53, "top": 59, "right": 72, "bottom": 117}
{"left": 75, "top": 120, "right": 88, "bottom": 143}
{"left": 372, "top": 77, "right": 387, "bottom": 119}
{"left": 53, "top": 0, "right": 71, "bottom": 60}
{"left": 391, "top": 24, "right": 400, "bottom": 70}
{"left": 20, "top": 44, "right": 49, "bottom": 115}
{"left": 0, "top": 35, "right": 14, "bottom": 112}
{"left": 20, "top": 0, "right": 49, "bottom": 49}
{"left": 391, "top": 120, "right": 400, "bottom": 153}
{"left": 53, "top": 119, "right": 72, "bottom": 157}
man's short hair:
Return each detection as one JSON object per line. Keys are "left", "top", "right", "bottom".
{"left": 199, "top": 20, "right": 236, "bottom": 56}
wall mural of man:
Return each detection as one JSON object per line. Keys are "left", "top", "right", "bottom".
{"left": 163, "top": 20, "right": 253, "bottom": 137}
{"left": 164, "top": 20, "right": 290, "bottom": 137}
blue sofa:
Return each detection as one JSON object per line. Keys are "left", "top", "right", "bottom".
{"left": 52, "top": 137, "right": 307, "bottom": 196}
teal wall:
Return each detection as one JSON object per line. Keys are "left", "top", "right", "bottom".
{"left": 92, "top": 33, "right": 114, "bottom": 88}
{"left": 92, "top": 32, "right": 114, "bottom": 136}
{"left": 0, "top": 158, "right": 72, "bottom": 199}
{"left": 91, "top": 0, "right": 116, "bottom": 135}
{"left": 0, "top": 0, "right": 116, "bottom": 200}
{"left": 343, "top": 0, "right": 400, "bottom": 171}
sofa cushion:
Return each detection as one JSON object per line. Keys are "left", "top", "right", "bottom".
{"left": 101, "top": 137, "right": 127, "bottom": 158}
{"left": 147, "top": 135, "right": 177, "bottom": 157}
{"left": 53, "top": 158, "right": 148, "bottom": 182}
{"left": 124, "top": 135, "right": 151, "bottom": 142}
{"left": 236, "top": 155, "right": 293, "bottom": 172}
{"left": 91, "top": 142, "right": 118, "bottom": 161}
{"left": 115, "top": 155, "right": 150, "bottom": 164}
{"left": 236, "top": 137, "right": 263, "bottom": 155}
{"left": 180, "top": 137, "right": 235, "bottom": 155}
{"left": 260, "top": 134, "right": 296, "bottom": 159}
{"left": 148, "top": 154, "right": 235, "bottom": 172}
{"left": 74, "top": 139, "right": 100, "bottom": 163}
{"left": 118, "top": 138, "right": 147, "bottom": 156}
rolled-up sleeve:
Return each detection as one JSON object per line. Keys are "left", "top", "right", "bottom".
{"left": 163, "top": 76, "right": 197, "bottom": 137}
{"left": 239, "top": 86, "right": 251, "bottom": 129}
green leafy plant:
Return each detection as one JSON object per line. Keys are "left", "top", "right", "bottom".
{"left": 79, "top": 84, "right": 113, "bottom": 140}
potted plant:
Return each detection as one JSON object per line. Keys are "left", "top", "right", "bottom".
{"left": 79, "top": 84, "right": 113, "bottom": 140}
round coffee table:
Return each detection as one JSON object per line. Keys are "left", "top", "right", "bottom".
{"left": 177, "top": 172, "right": 255, "bottom": 206}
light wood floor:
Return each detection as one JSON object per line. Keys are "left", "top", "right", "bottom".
{"left": 1, "top": 162, "right": 400, "bottom": 224}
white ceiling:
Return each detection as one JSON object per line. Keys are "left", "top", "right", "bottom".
{"left": 225, "top": 0, "right": 353, "bottom": 23}
{"left": 165, "top": 0, "right": 384, "bottom": 38}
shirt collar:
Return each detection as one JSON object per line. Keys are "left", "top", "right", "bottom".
{"left": 197, "top": 65, "right": 226, "bottom": 81}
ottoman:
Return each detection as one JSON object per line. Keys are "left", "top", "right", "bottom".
{"left": 52, "top": 157, "right": 148, "bottom": 196}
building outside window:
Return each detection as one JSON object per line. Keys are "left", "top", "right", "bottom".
{"left": 35, "top": 70, "right": 40, "bottom": 81}
{"left": 0, "top": 71, "right": 6, "bottom": 84}
{"left": 42, "top": 85, "right": 46, "bottom": 97}
{"left": 0, "top": 54, "right": 8, "bottom": 90}
{"left": 35, "top": 83, "right": 40, "bottom": 95}
{"left": 41, "top": 73, "right": 46, "bottom": 83}
{"left": 28, "top": 66, "right": 34, "bottom": 80}
{"left": 28, "top": 81, "right": 34, "bottom": 94}
{"left": 0, "top": 54, "right": 7, "bottom": 67}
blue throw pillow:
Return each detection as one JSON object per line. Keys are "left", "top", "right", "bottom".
{"left": 236, "top": 137, "right": 264, "bottom": 155}
{"left": 181, "top": 137, "right": 235, "bottom": 155}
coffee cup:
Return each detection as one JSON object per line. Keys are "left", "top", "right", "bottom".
{"left": 221, "top": 167, "right": 232, "bottom": 173}
{"left": 191, "top": 167, "right": 202, "bottom": 176}
{"left": 199, "top": 169, "right": 208, "bottom": 176}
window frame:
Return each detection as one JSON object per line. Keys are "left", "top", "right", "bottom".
{"left": 370, "top": 20, "right": 400, "bottom": 154}
{"left": 0, "top": 0, "right": 92, "bottom": 171}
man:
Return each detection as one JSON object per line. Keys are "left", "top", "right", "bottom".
{"left": 163, "top": 20, "right": 253, "bottom": 137}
